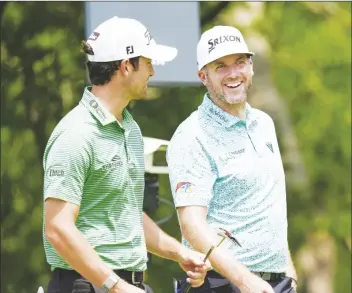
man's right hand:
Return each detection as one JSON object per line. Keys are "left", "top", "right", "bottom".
{"left": 175, "top": 206, "right": 275, "bottom": 293}
{"left": 111, "top": 279, "right": 145, "bottom": 293}
{"left": 238, "top": 273, "right": 275, "bottom": 293}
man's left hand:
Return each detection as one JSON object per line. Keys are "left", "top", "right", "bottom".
{"left": 177, "top": 247, "right": 211, "bottom": 287}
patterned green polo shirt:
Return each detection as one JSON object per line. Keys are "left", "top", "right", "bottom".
{"left": 43, "top": 87, "right": 147, "bottom": 271}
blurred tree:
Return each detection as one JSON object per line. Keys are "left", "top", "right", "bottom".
{"left": 1, "top": 2, "right": 86, "bottom": 292}
{"left": 254, "top": 3, "right": 351, "bottom": 293}
{"left": 1, "top": 2, "right": 350, "bottom": 293}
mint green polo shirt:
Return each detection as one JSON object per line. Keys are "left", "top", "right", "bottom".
{"left": 43, "top": 87, "right": 147, "bottom": 271}
{"left": 167, "top": 93, "right": 289, "bottom": 273}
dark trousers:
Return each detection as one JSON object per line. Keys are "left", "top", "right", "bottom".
{"left": 177, "top": 271, "right": 297, "bottom": 293}
{"left": 47, "top": 268, "right": 147, "bottom": 293}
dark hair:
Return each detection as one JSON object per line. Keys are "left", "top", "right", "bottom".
{"left": 81, "top": 40, "right": 140, "bottom": 86}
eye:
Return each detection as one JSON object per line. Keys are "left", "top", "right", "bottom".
{"left": 237, "top": 59, "right": 246, "bottom": 64}
{"left": 216, "top": 64, "right": 225, "bottom": 69}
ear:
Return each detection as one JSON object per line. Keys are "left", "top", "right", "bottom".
{"left": 119, "top": 59, "right": 130, "bottom": 77}
{"left": 198, "top": 69, "right": 207, "bottom": 86}
{"left": 249, "top": 58, "right": 254, "bottom": 76}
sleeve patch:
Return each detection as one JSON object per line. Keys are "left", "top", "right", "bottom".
{"left": 176, "top": 182, "right": 195, "bottom": 194}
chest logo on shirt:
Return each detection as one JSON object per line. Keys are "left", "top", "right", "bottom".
{"left": 266, "top": 142, "right": 274, "bottom": 153}
{"left": 102, "top": 155, "right": 122, "bottom": 171}
{"left": 220, "top": 148, "right": 245, "bottom": 164}
{"left": 176, "top": 182, "right": 195, "bottom": 194}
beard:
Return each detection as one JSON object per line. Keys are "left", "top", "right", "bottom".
{"left": 207, "top": 74, "right": 252, "bottom": 105}
{"left": 130, "top": 79, "right": 148, "bottom": 100}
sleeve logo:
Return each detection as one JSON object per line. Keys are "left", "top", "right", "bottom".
{"left": 46, "top": 164, "right": 65, "bottom": 179}
{"left": 176, "top": 182, "right": 195, "bottom": 194}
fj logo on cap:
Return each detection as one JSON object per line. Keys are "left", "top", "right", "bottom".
{"left": 208, "top": 35, "right": 241, "bottom": 53}
{"left": 126, "top": 46, "right": 134, "bottom": 54}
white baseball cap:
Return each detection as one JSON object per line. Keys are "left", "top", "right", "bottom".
{"left": 86, "top": 16, "right": 177, "bottom": 64}
{"left": 197, "top": 25, "right": 254, "bottom": 70}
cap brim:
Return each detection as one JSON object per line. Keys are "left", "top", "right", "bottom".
{"left": 143, "top": 44, "right": 178, "bottom": 64}
{"left": 198, "top": 48, "right": 255, "bottom": 70}
{"left": 213, "top": 50, "right": 255, "bottom": 61}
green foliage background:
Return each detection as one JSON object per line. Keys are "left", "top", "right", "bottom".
{"left": 1, "top": 2, "right": 351, "bottom": 293}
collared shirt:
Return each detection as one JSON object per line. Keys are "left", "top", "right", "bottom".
{"left": 167, "top": 93, "right": 289, "bottom": 273}
{"left": 43, "top": 87, "right": 147, "bottom": 271}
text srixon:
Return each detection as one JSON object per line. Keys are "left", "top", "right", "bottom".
{"left": 208, "top": 35, "right": 241, "bottom": 53}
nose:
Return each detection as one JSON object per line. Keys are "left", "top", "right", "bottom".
{"left": 149, "top": 64, "right": 155, "bottom": 77}
{"left": 226, "top": 64, "right": 244, "bottom": 79}
{"left": 230, "top": 64, "right": 243, "bottom": 75}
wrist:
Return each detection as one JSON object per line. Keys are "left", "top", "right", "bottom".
{"left": 232, "top": 265, "right": 258, "bottom": 287}
{"left": 207, "top": 247, "right": 253, "bottom": 287}
{"left": 155, "top": 235, "right": 183, "bottom": 262}
{"left": 236, "top": 270, "right": 255, "bottom": 286}
{"left": 102, "top": 273, "right": 121, "bottom": 293}
{"left": 163, "top": 237, "right": 185, "bottom": 263}
{"left": 175, "top": 244, "right": 188, "bottom": 263}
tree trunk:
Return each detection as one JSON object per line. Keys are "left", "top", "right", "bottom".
{"left": 248, "top": 54, "right": 308, "bottom": 189}
{"left": 297, "top": 232, "right": 335, "bottom": 293}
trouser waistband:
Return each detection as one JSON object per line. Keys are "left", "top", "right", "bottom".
{"left": 54, "top": 268, "right": 144, "bottom": 285}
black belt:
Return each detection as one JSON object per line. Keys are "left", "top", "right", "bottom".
{"left": 114, "top": 269, "right": 144, "bottom": 285}
{"left": 253, "top": 272, "right": 286, "bottom": 282}
{"left": 54, "top": 268, "right": 144, "bottom": 286}
{"left": 208, "top": 270, "right": 285, "bottom": 282}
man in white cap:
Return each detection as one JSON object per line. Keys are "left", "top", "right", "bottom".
{"left": 167, "top": 26, "right": 298, "bottom": 293}
{"left": 43, "top": 16, "right": 209, "bottom": 293}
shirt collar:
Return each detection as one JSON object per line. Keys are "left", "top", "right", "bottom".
{"left": 199, "top": 93, "right": 252, "bottom": 128}
{"left": 80, "top": 87, "right": 134, "bottom": 128}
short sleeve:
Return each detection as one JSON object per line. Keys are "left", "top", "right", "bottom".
{"left": 43, "top": 130, "right": 91, "bottom": 206}
{"left": 166, "top": 131, "right": 216, "bottom": 207}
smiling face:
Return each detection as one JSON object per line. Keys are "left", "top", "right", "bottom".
{"left": 198, "top": 53, "right": 254, "bottom": 106}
